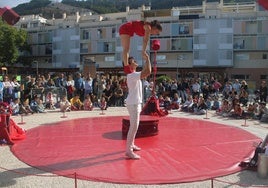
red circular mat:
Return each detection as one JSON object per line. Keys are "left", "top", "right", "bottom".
{"left": 11, "top": 116, "right": 259, "bottom": 184}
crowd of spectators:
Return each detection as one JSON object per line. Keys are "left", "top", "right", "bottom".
{"left": 0, "top": 72, "right": 267, "bottom": 123}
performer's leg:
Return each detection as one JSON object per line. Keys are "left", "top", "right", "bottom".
{"left": 126, "top": 104, "right": 141, "bottom": 159}
{"left": 120, "top": 34, "right": 130, "bottom": 67}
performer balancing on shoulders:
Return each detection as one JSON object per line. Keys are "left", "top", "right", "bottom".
{"left": 125, "top": 53, "right": 152, "bottom": 159}
{"left": 119, "top": 20, "right": 162, "bottom": 74}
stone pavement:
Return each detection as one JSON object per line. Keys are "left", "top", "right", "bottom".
{"left": 0, "top": 107, "right": 268, "bottom": 188}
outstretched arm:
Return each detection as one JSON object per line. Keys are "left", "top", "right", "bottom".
{"left": 140, "top": 53, "right": 151, "bottom": 79}
{"left": 142, "top": 25, "right": 151, "bottom": 59}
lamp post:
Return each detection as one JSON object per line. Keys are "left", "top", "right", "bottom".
{"left": 177, "top": 55, "right": 183, "bottom": 80}
{"left": 33, "top": 61, "right": 38, "bottom": 76}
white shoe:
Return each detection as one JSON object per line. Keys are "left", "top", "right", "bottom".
{"left": 132, "top": 145, "right": 141, "bottom": 151}
{"left": 125, "top": 151, "right": 140, "bottom": 159}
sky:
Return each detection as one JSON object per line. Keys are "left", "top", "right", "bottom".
{"left": 0, "top": 0, "right": 62, "bottom": 8}
{"left": 0, "top": 0, "right": 31, "bottom": 8}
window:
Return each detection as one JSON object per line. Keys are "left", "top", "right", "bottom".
{"left": 81, "top": 30, "right": 90, "bottom": 40}
{"left": 97, "top": 29, "right": 103, "bottom": 39}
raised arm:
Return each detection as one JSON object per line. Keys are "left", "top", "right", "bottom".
{"left": 142, "top": 24, "right": 151, "bottom": 57}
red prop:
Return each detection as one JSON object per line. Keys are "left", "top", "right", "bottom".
{"left": 0, "top": 7, "right": 20, "bottom": 25}
{"left": 151, "top": 39, "right": 160, "bottom": 51}
{"left": 259, "top": 0, "right": 268, "bottom": 10}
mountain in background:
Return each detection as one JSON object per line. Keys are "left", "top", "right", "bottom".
{"left": 13, "top": 0, "right": 255, "bottom": 19}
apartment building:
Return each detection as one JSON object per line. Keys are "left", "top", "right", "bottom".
{"left": 14, "top": 0, "right": 268, "bottom": 90}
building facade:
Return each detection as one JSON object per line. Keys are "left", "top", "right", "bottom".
{"left": 14, "top": 0, "right": 268, "bottom": 90}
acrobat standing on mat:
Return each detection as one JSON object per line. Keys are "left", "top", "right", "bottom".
{"left": 119, "top": 20, "right": 162, "bottom": 74}
{"left": 125, "top": 54, "right": 152, "bottom": 159}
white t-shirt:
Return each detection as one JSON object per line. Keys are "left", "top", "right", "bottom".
{"left": 126, "top": 72, "right": 142, "bottom": 105}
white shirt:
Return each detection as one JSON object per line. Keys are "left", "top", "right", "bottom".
{"left": 126, "top": 72, "right": 142, "bottom": 105}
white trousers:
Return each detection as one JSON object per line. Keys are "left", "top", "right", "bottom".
{"left": 126, "top": 104, "right": 141, "bottom": 152}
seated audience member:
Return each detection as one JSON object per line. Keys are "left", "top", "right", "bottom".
{"left": 20, "top": 99, "right": 34, "bottom": 115}
{"left": 239, "top": 88, "right": 249, "bottom": 106}
{"left": 90, "top": 94, "right": 98, "bottom": 107}
{"left": 181, "top": 95, "right": 193, "bottom": 112}
{"left": 45, "top": 92, "right": 56, "bottom": 109}
{"left": 158, "top": 94, "right": 165, "bottom": 108}
{"left": 217, "top": 99, "right": 231, "bottom": 117}
{"left": 189, "top": 97, "right": 198, "bottom": 113}
{"left": 194, "top": 97, "right": 207, "bottom": 115}
{"left": 211, "top": 97, "right": 221, "bottom": 111}
{"left": 10, "top": 98, "right": 20, "bottom": 115}
{"left": 256, "top": 101, "right": 267, "bottom": 120}
{"left": 260, "top": 102, "right": 268, "bottom": 123}
{"left": 83, "top": 94, "right": 93, "bottom": 111}
{"left": 245, "top": 103, "right": 258, "bottom": 119}
{"left": 170, "top": 93, "right": 181, "bottom": 110}
{"left": 205, "top": 97, "right": 212, "bottom": 110}
{"left": 30, "top": 96, "right": 46, "bottom": 113}
{"left": 70, "top": 93, "right": 83, "bottom": 110}
{"left": 113, "top": 84, "right": 124, "bottom": 106}
{"left": 163, "top": 96, "right": 172, "bottom": 110}
{"left": 230, "top": 103, "right": 244, "bottom": 119}
{"left": 59, "top": 95, "right": 71, "bottom": 112}
{"left": 228, "top": 88, "right": 238, "bottom": 101}
{"left": 99, "top": 96, "right": 107, "bottom": 110}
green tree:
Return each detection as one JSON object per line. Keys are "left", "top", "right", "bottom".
{"left": 0, "top": 20, "right": 27, "bottom": 66}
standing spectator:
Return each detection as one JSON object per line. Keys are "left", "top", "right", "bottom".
{"left": 191, "top": 79, "right": 201, "bottom": 99}
{"left": 102, "top": 84, "right": 113, "bottom": 107}
{"left": 212, "top": 79, "right": 222, "bottom": 97}
{"left": 0, "top": 80, "right": 3, "bottom": 102}
{"left": 66, "top": 74, "right": 75, "bottom": 100}
{"left": 83, "top": 73, "right": 93, "bottom": 98}
{"left": 240, "top": 80, "right": 248, "bottom": 91}
{"left": 259, "top": 80, "right": 267, "bottom": 103}
{"left": 232, "top": 79, "right": 241, "bottom": 95}
{"left": 74, "top": 73, "right": 84, "bottom": 100}
{"left": 113, "top": 83, "right": 124, "bottom": 106}
{"left": 181, "top": 78, "right": 190, "bottom": 102}
{"left": 10, "top": 76, "right": 21, "bottom": 99}
{"left": 2, "top": 75, "right": 13, "bottom": 103}
{"left": 55, "top": 73, "right": 66, "bottom": 88}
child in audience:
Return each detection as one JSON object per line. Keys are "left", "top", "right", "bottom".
{"left": 20, "top": 98, "right": 34, "bottom": 115}
{"left": 59, "top": 95, "right": 71, "bottom": 112}
{"left": 83, "top": 94, "right": 93, "bottom": 111}
{"left": 70, "top": 93, "right": 83, "bottom": 110}
{"left": 30, "top": 95, "right": 46, "bottom": 113}
{"left": 45, "top": 92, "right": 56, "bottom": 110}
{"left": 10, "top": 98, "right": 20, "bottom": 115}
{"left": 99, "top": 96, "right": 107, "bottom": 110}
